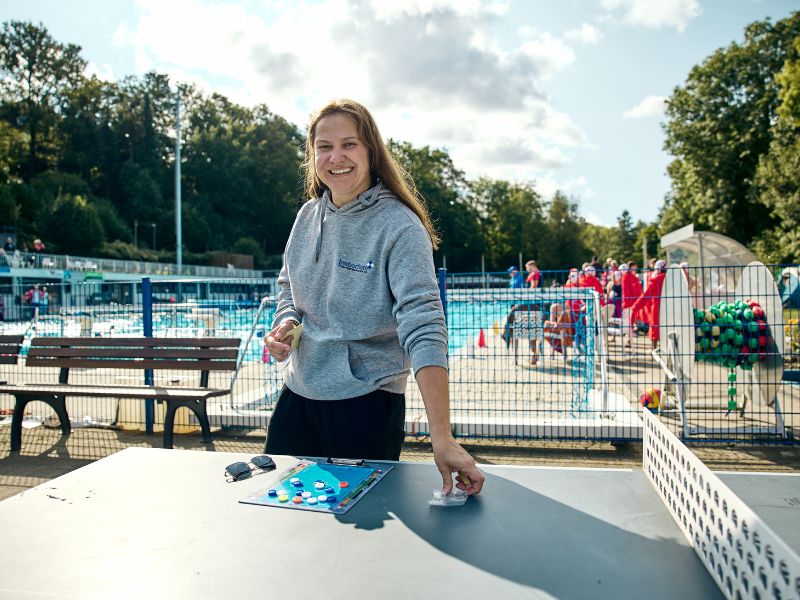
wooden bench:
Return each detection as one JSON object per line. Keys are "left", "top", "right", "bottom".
{"left": 0, "top": 336, "right": 240, "bottom": 451}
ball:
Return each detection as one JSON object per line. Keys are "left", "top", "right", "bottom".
{"left": 640, "top": 387, "right": 661, "bottom": 411}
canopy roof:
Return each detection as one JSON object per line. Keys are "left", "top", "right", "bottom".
{"left": 661, "top": 225, "right": 757, "bottom": 267}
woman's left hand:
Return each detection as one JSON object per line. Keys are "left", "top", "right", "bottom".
{"left": 431, "top": 435, "right": 485, "bottom": 496}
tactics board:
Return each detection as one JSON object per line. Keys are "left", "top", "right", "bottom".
{"left": 239, "top": 459, "right": 392, "bottom": 514}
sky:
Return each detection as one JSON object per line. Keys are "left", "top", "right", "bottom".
{"left": 1, "top": 0, "right": 797, "bottom": 226}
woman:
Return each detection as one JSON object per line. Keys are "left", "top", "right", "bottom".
{"left": 265, "top": 99, "right": 483, "bottom": 496}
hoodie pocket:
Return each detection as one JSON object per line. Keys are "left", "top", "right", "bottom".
{"left": 347, "top": 340, "right": 406, "bottom": 385}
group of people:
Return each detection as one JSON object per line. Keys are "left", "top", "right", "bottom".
{"left": 506, "top": 256, "right": 687, "bottom": 365}
{"left": 0, "top": 236, "right": 47, "bottom": 268}
{"left": 22, "top": 284, "right": 49, "bottom": 320}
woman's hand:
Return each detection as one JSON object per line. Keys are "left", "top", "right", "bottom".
{"left": 432, "top": 434, "right": 485, "bottom": 496}
{"left": 266, "top": 320, "right": 299, "bottom": 363}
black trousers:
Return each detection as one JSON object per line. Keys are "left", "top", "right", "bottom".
{"left": 264, "top": 387, "right": 405, "bottom": 461}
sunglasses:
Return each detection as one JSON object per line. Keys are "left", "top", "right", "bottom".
{"left": 225, "top": 455, "right": 276, "bottom": 482}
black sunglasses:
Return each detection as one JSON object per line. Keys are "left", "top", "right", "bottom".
{"left": 225, "top": 455, "right": 276, "bottom": 482}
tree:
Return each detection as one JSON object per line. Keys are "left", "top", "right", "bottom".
{"left": 661, "top": 12, "right": 800, "bottom": 245}
{"left": 539, "top": 192, "right": 588, "bottom": 271}
{"left": 389, "top": 141, "right": 483, "bottom": 271}
{"left": 44, "top": 194, "right": 104, "bottom": 254}
{"left": 0, "top": 21, "right": 86, "bottom": 178}
{"left": 751, "top": 36, "right": 800, "bottom": 263}
{"left": 469, "top": 177, "right": 543, "bottom": 270}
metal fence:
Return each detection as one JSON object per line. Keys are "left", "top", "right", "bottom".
{"left": 1, "top": 262, "right": 798, "bottom": 449}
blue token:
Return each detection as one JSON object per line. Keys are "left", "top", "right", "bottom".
{"left": 267, "top": 489, "right": 277, "bottom": 497}
{"left": 324, "top": 487, "right": 335, "bottom": 494}
{"left": 326, "top": 495, "right": 337, "bottom": 503}
{"left": 292, "top": 480, "right": 303, "bottom": 487}
{"left": 296, "top": 490, "right": 303, "bottom": 496}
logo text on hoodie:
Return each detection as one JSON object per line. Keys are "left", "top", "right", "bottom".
{"left": 338, "top": 259, "right": 374, "bottom": 273}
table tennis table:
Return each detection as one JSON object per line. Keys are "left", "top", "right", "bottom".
{"left": 0, "top": 410, "right": 796, "bottom": 599}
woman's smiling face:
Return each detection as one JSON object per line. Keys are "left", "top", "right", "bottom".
{"left": 314, "top": 112, "right": 372, "bottom": 207}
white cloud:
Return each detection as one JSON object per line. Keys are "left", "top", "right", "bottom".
{"left": 623, "top": 95, "right": 666, "bottom": 119}
{"left": 584, "top": 211, "right": 607, "bottom": 226}
{"left": 565, "top": 23, "right": 603, "bottom": 44}
{"left": 599, "top": 0, "right": 701, "bottom": 32}
{"left": 115, "top": 0, "right": 592, "bottom": 196}
{"left": 85, "top": 62, "right": 114, "bottom": 82}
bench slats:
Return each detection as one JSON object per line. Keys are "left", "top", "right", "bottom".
{"left": 28, "top": 347, "right": 239, "bottom": 360}
{"left": 30, "top": 337, "right": 239, "bottom": 348}
{"left": 25, "top": 357, "right": 238, "bottom": 371}
{"left": 0, "top": 335, "right": 24, "bottom": 364}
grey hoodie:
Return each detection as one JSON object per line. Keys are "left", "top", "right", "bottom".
{"left": 273, "top": 181, "right": 448, "bottom": 400}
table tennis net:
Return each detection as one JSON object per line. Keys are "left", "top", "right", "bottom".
{"left": 643, "top": 408, "right": 800, "bottom": 599}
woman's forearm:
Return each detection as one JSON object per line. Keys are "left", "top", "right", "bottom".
{"left": 415, "top": 365, "right": 453, "bottom": 442}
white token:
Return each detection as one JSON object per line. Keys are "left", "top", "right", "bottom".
{"left": 318, "top": 495, "right": 328, "bottom": 502}
{"left": 314, "top": 482, "right": 325, "bottom": 489}
{"left": 307, "top": 498, "right": 318, "bottom": 505}
{"left": 290, "top": 477, "right": 300, "bottom": 483}
{"left": 301, "top": 491, "right": 312, "bottom": 498}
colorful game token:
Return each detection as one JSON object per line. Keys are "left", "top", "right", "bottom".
{"left": 339, "top": 481, "right": 349, "bottom": 488}
{"left": 292, "top": 480, "right": 303, "bottom": 487}
{"left": 318, "top": 495, "right": 328, "bottom": 502}
{"left": 278, "top": 495, "right": 289, "bottom": 503}
{"left": 301, "top": 491, "right": 312, "bottom": 498}
{"left": 324, "top": 487, "right": 335, "bottom": 494}
{"left": 290, "top": 477, "right": 300, "bottom": 483}
{"left": 296, "top": 490, "right": 303, "bottom": 496}
{"left": 314, "top": 481, "right": 325, "bottom": 490}
{"left": 326, "top": 495, "right": 337, "bottom": 503}
{"left": 267, "top": 489, "right": 277, "bottom": 497}
{"left": 292, "top": 496, "right": 303, "bottom": 504}
{"left": 307, "top": 498, "right": 318, "bottom": 505}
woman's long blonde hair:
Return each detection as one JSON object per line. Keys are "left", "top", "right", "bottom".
{"left": 303, "top": 98, "right": 440, "bottom": 249}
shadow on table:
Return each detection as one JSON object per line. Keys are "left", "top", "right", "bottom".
{"left": 336, "top": 466, "right": 722, "bottom": 600}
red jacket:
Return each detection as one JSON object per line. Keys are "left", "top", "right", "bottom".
{"left": 581, "top": 275, "right": 605, "bottom": 306}
{"left": 621, "top": 272, "right": 643, "bottom": 309}
{"left": 631, "top": 272, "right": 665, "bottom": 341}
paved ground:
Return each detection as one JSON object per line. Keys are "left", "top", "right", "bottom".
{"left": 2, "top": 425, "right": 800, "bottom": 502}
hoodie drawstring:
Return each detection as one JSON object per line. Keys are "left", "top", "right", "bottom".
{"left": 314, "top": 181, "right": 382, "bottom": 263}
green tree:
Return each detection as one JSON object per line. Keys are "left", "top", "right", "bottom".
{"left": 661, "top": 12, "right": 800, "bottom": 245}
{"left": 751, "top": 37, "right": 800, "bottom": 263}
{"left": 44, "top": 194, "right": 104, "bottom": 254}
{"left": 389, "top": 141, "right": 483, "bottom": 271}
{"left": 469, "top": 177, "right": 544, "bottom": 271}
{"left": 539, "top": 192, "right": 588, "bottom": 271}
{"left": 0, "top": 21, "right": 86, "bottom": 178}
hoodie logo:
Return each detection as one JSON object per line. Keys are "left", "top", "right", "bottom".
{"left": 338, "top": 258, "right": 374, "bottom": 274}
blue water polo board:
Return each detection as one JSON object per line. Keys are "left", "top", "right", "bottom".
{"left": 240, "top": 460, "right": 393, "bottom": 514}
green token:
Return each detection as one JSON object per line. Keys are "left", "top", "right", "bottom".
{"left": 728, "top": 371, "right": 736, "bottom": 383}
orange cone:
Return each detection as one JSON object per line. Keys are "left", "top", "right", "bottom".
{"left": 477, "top": 328, "right": 487, "bottom": 349}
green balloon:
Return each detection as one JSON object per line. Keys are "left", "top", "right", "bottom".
{"left": 743, "top": 309, "right": 754, "bottom": 321}
{"left": 748, "top": 322, "right": 758, "bottom": 334}
{"left": 734, "top": 334, "right": 743, "bottom": 346}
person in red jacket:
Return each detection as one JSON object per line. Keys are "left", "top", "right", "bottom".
{"left": 630, "top": 260, "right": 666, "bottom": 349}
{"left": 620, "top": 262, "right": 643, "bottom": 348}
{"left": 581, "top": 265, "right": 610, "bottom": 347}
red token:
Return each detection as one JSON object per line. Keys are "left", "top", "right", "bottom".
{"left": 339, "top": 481, "right": 349, "bottom": 488}
{"left": 292, "top": 496, "right": 302, "bottom": 504}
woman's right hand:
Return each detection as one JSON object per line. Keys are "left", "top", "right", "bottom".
{"left": 266, "top": 320, "right": 299, "bottom": 363}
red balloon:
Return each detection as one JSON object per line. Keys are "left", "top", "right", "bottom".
{"left": 752, "top": 306, "right": 765, "bottom": 319}
{"left": 758, "top": 335, "right": 767, "bottom": 348}
{"left": 758, "top": 321, "right": 767, "bottom": 332}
